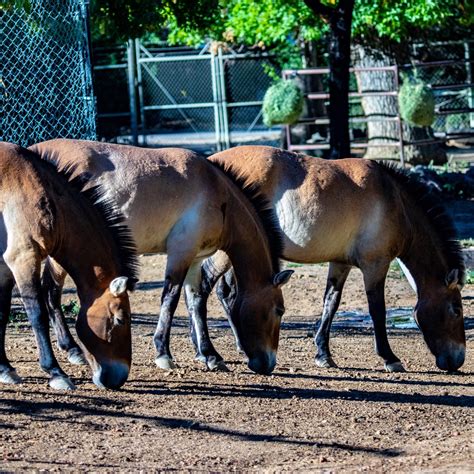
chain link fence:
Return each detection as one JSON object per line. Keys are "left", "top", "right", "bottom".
{"left": 1, "top": 0, "right": 96, "bottom": 146}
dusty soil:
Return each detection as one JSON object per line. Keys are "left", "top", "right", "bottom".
{"left": 1, "top": 255, "right": 473, "bottom": 472}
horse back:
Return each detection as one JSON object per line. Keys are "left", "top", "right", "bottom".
{"left": 209, "top": 146, "right": 406, "bottom": 265}
{"left": 31, "top": 140, "right": 229, "bottom": 255}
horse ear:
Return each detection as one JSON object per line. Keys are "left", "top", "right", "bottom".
{"left": 445, "top": 269, "right": 461, "bottom": 290}
{"left": 109, "top": 277, "right": 129, "bottom": 296}
{"left": 273, "top": 270, "right": 294, "bottom": 288}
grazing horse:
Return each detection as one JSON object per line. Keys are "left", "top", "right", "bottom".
{"left": 190, "top": 146, "right": 466, "bottom": 373}
{"left": 0, "top": 143, "right": 138, "bottom": 390}
{"left": 31, "top": 139, "right": 292, "bottom": 375}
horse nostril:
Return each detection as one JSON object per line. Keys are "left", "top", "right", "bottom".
{"left": 93, "top": 362, "right": 129, "bottom": 389}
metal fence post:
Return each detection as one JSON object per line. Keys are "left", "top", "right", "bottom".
{"left": 211, "top": 51, "right": 222, "bottom": 151}
{"left": 127, "top": 39, "right": 138, "bottom": 145}
{"left": 217, "top": 47, "right": 230, "bottom": 149}
{"left": 135, "top": 39, "right": 146, "bottom": 146}
{"left": 394, "top": 65, "right": 405, "bottom": 166}
{"left": 465, "top": 42, "right": 474, "bottom": 129}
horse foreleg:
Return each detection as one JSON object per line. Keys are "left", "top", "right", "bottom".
{"left": 314, "top": 263, "right": 351, "bottom": 368}
{"left": 4, "top": 249, "right": 75, "bottom": 390}
{"left": 184, "top": 260, "right": 229, "bottom": 372}
{"left": 42, "top": 258, "right": 86, "bottom": 365}
{"left": 0, "top": 263, "right": 21, "bottom": 384}
{"left": 363, "top": 269, "right": 405, "bottom": 373}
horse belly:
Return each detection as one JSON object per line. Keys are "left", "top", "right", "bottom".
{"left": 275, "top": 191, "right": 357, "bottom": 264}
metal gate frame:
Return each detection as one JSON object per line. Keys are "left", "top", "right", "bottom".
{"left": 127, "top": 40, "right": 271, "bottom": 150}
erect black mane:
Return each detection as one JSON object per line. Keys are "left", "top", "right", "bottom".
{"left": 26, "top": 147, "right": 139, "bottom": 282}
{"left": 209, "top": 160, "right": 283, "bottom": 273}
{"left": 377, "top": 161, "right": 466, "bottom": 285}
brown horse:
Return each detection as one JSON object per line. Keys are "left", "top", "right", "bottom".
{"left": 31, "top": 139, "right": 292, "bottom": 375}
{"left": 0, "top": 143, "right": 138, "bottom": 390}
{"left": 190, "top": 146, "right": 466, "bottom": 373}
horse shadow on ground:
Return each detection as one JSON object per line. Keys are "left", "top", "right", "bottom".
{"left": 119, "top": 378, "right": 473, "bottom": 409}
{"left": 0, "top": 391, "right": 402, "bottom": 459}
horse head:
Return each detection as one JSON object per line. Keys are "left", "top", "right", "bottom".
{"left": 414, "top": 269, "right": 465, "bottom": 372}
{"left": 76, "top": 276, "right": 136, "bottom": 389}
{"left": 229, "top": 270, "right": 293, "bottom": 375}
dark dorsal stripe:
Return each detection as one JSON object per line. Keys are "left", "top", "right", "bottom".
{"left": 209, "top": 159, "right": 283, "bottom": 273}
{"left": 377, "top": 161, "right": 466, "bottom": 285}
{"left": 26, "top": 147, "right": 139, "bottom": 282}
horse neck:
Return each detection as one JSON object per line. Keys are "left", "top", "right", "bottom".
{"left": 51, "top": 203, "right": 119, "bottom": 302}
{"left": 222, "top": 199, "right": 276, "bottom": 292}
{"left": 399, "top": 219, "right": 449, "bottom": 297}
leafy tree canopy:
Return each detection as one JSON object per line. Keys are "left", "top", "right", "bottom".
{"left": 163, "top": 0, "right": 472, "bottom": 65}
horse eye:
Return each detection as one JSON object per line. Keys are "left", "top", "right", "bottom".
{"left": 275, "top": 307, "right": 285, "bottom": 317}
{"left": 452, "top": 307, "right": 462, "bottom": 318}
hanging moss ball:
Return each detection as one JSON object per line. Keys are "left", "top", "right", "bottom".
{"left": 398, "top": 78, "right": 435, "bottom": 128}
{"left": 262, "top": 80, "right": 304, "bottom": 127}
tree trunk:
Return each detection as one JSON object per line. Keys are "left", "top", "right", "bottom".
{"left": 353, "top": 45, "right": 446, "bottom": 164}
{"left": 304, "top": 0, "right": 354, "bottom": 159}
{"left": 327, "top": 0, "right": 354, "bottom": 158}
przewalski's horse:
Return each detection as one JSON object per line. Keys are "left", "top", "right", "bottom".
{"left": 0, "top": 143, "right": 138, "bottom": 390}
{"left": 31, "top": 139, "right": 292, "bottom": 375}
{"left": 192, "top": 146, "right": 466, "bottom": 373}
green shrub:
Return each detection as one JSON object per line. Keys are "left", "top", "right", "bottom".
{"left": 262, "top": 80, "right": 304, "bottom": 127}
{"left": 398, "top": 76, "right": 435, "bottom": 127}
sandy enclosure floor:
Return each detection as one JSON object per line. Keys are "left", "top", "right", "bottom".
{"left": 0, "top": 254, "right": 473, "bottom": 472}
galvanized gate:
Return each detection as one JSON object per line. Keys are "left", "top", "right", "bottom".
{"left": 95, "top": 41, "right": 279, "bottom": 152}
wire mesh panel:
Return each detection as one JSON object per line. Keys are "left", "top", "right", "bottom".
{"left": 1, "top": 0, "right": 96, "bottom": 146}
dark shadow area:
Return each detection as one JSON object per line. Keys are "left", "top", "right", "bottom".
{"left": 0, "top": 394, "right": 402, "bottom": 458}
{"left": 275, "top": 370, "right": 474, "bottom": 388}
{"left": 135, "top": 280, "right": 165, "bottom": 291}
{"left": 118, "top": 379, "right": 474, "bottom": 408}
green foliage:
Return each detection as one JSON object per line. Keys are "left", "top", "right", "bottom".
{"left": 352, "top": 0, "right": 472, "bottom": 45}
{"left": 398, "top": 76, "right": 435, "bottom": 127}
{"left": 90, "top": 0, "right": 218, "bottom": 42}
{"left": 466, "top": 269, "right": 474, "bottom": 285}
{"left": 262, "top": 80, "right": 304, "bottom": 126}
{"left": 62, "top": 300, "right": 80, "bottom": 317}
{"left": 166, "top": 0, "right": 326, "bottom": 70}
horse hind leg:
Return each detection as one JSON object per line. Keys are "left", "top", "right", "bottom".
{"left": 0, "top": 263, "right": 22, "bottom": 384}
{"left": 362, "top": 264, "right": 405, "bottom": 373}
{"left": 154, "top": 244, "right": 199, "bottom": 370}
{"left": 42, "top": 257, "right": 86, "bottom": 365}
{"left": 184, "top": 259, "right": 229, "bottom": 372}
{"left": 314, "top": 263, "right": 351, "bottom": 369}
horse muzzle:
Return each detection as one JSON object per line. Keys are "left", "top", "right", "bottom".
{"left": 92, "top": 360, "right": 130, "bottom": 389}
{"left": 435, "top": 343, "right": 465, "bottom": 372}
{"left": 247, "top": 350, "right": 276, "bottom": 375}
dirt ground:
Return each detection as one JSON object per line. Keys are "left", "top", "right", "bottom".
{"left": 1, "top": 254, "right": 473, "bottom": 472}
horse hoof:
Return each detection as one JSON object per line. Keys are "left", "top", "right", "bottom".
{"left": 315, "top": 356, "right": 337, "bottom": 368}
{"left": 67, "top": 348, "right": 87, "bottom": 366}
{"left": 385, "top": 361, "right": 406, "bottom": 373}
{"left": 155, "top": 356, "right": 177, "bottom": 370}
{"left": 194, "top": 354, "right": 207, "bottom": 365}
{"left": 49, "top": 375, "right": 76, "bottom": 391}
{"left": 207, "top": 358, "right": 230, "bottom": 372}
{"left": 0, "top": 369, "right": 23, "bottom": 384}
